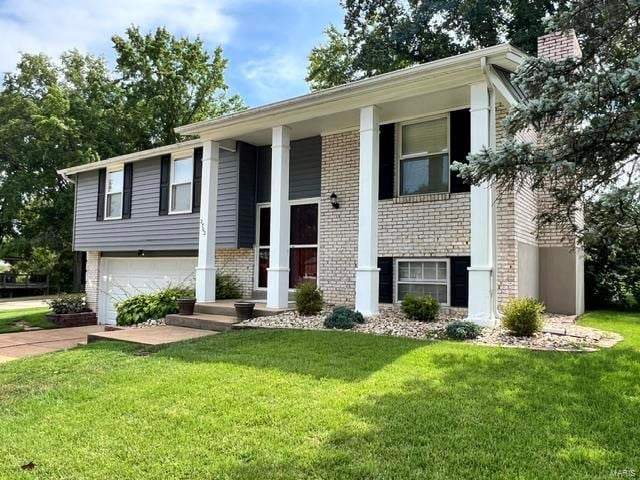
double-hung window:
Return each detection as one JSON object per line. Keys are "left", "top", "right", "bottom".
{"left": 396, "top": 259, "right": 449, "bottom": 304}
{"left": 170, "top": 156, "right": 193, "bottom": 213}
{"left": 105, "top": 168, "right": 124, "bottom": 220}
{"left": 399, "top": 116, "right": 449, "bottom": 195}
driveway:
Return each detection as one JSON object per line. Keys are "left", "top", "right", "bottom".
{"left": 0, "top": 298, "right": 50, "bottom": 310}
{"left": 0, "top": 325, "right": 105, "bottom": 363}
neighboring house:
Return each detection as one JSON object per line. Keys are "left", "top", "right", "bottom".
{"left": 58, "top": 31, "right": 585, "bottom": 326}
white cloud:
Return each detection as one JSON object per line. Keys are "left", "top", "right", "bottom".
{"left": 240, "top": 52, "right": 309, "bottom": 104}
{"left": 0, "top": 0, "right": 236, "bottom": 74}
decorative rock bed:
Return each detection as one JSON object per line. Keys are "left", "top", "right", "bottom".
{"left": 239, "top": 307, "right": 622, "bottom": 352}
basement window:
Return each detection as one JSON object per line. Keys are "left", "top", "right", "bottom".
{"left": 396, "top": 259, "right": 449, "bottom": 305}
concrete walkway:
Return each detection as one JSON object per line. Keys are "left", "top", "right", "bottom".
{"left": 0, "top": 325, "right": 105, "bottom": 363}
{"left": 87, "top": 326, "right": 216, "bottom": 346}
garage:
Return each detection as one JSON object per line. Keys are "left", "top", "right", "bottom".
{"left": 98, "top": 256, "right": 197, "bottom": 325}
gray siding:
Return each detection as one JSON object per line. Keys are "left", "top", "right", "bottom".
{"left": 74, "top": 151, "right": 238, "bottom": 252}
{"left": 256, "top": 136, "right": 322, "bottom": 203}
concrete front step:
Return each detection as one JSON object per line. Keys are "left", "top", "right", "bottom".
{"left": 165, "top": 313, "right": 238, "bottom": 332}
{"left": 194, "top": 301, "right": 290, "bottom": 318}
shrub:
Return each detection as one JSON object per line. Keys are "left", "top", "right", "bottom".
{"left": 295, "top": 281, "right": 323, "bottom": 315}
{"left": 323, "top": 306, "right": 364, "bottom": 330}
{"left": 502, "top": 297, "right": 545, "bottom": 336}
{"left": 47, "top": 293, "right": 88, "bottom": 314}
{"left": 115, "top": 286, "right": 194, "bottom": 326}
{"left": 445, "top": 321, "right": 482, "bottom": 340}
{"left": 216, "top": 272, "right": 242, "bottom": 299}
{"left": 401, "top": 294, "right": 440, "bottom": 322}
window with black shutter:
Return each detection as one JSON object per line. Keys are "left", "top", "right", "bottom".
{"left": 159, "top": 154, "right": 170, "bottom": 215}
{"left": 379, "top": 123, "right": 395, "bottom": 200}
{"left": 96, "top": 168, "right": 106, "bottom": 221}
{"left": 449, "top": 109, "right": 471, "bottom": 193}
{"left": 122, "top": 163, "right": 133, "bottom": 219}
{"left": 450, "top": 256, "right": 471, "bottom": 307}
{"left": 192, "top": 147, "right": 203, "bottom": 213}
{"left": 378, "top": 257, "right": 394, "bottom": 303}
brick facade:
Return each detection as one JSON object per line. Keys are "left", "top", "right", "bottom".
{"left": 85, "top": 251, "right": 100, "bottom": 312}
{"left": 319, "top": 130, "right": 471, "bottom": 305}
{"left": 216, "top": 248, "right": 254, "bottom": 298}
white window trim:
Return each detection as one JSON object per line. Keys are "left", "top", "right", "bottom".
{"left": 254, "top": 198, "right": 321, "bottom": 291}
{"left": 168, "top": 154, "right": 193, "bottom": 215}
{"left": 104, "top": 166, "right": 124, "bottom": 221}
{"left": 396, "top": 113, "right": 451, "bottom": 197}
{"left": 394, "top": 258, "right": 450, "bottom": 306}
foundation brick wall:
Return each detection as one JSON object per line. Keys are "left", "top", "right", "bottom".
{"left": 319, "top": 130, "right": 471, "bottom": 305}
{"left": 216, "top": 248, "right": 254, "bottom": 299}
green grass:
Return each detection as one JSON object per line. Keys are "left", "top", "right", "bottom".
{"left": 0, "top": 308, "right": 54, "bottom": 334}
{"left": 0, "top": 311, "right": 638, "bottom": 479}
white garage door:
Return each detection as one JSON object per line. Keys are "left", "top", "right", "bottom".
{"left": 99, "top": 257, "right": 197, "bottom": 325}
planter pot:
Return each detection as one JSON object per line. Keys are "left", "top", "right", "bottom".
{"left": 234, "top": 302, "right": 255, "bottom": 321}
{"left": 177, "top": 298, "right": 196, "bottom": 315}
{"left": 46, "top": 311, "right": 97, "bottom": 327}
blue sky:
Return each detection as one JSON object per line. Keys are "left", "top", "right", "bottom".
{"left": 0, "top": 0, "right": 344, "bottom": 106}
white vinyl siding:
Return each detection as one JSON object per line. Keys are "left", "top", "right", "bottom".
{"left": 396, "top": 258, "right": 449, "bottom": 305}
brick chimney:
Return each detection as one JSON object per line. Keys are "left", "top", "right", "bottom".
{"left": 537, "top": 30, "right": 582, "bottom": 61}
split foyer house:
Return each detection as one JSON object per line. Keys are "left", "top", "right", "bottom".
{"left": 58, "top": 31, "right": 585, "bottom": 326}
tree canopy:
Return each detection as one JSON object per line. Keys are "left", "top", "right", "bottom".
{"left": 307, "top": 0, "right": 560, "bottom": 90}
{"left": 456, "top": 0, "right": 640, "bottom": 234}
{"left": 0, "top": 27, "right": 244, "bottom": 289}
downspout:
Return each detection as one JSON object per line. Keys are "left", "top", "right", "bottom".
{"left": 480, "top": 57, "right": 500, "bottom": 321}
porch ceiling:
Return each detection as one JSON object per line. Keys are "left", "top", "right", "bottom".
{"left": 226, "top": 84, "right": 472, "bottom": 146}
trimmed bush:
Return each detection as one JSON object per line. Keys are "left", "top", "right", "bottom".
{"left": 324, "top": 306, "right": 364, "bottom": 330}
{"left": 295, "top": 281, "right": 323, "bottom": 315}
{"left": 445, "top": 321, "right": 482, "bottom": 340}
{"left": 47, "top": 293, "right": 88, "bottom": 314}
{"left": 401, "top": 294, "right": 440, "bottom": 322}
{"left": 502, "top": 297, "right": 545, "bottom": 336}
{"left": 115, "top": 286, "right": 194, "bottom": 326}
{"left": 216, "top": 272, "right": 242, "bottom": 299}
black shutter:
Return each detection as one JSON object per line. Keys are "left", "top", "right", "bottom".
{"left": 96, "top": 168, "right": 106, "bottom": 221}
{"left": 379, "top": 123, "right": 395, "bottom": 200}
{"left": 122, "top": 163, "right": 133, "bottom": 219}
{"left": 378, "top": 257, "right": 394, "bottom": 303}
{"left": 450, "top": 256, "right": 471, "bottom": 307}
{"left": 192, "top": 147, "right": 203, "bottom": 213}
{"left": 159, "top": 154, "right": 170, "bottom": 215}
{"left": 450, "top": 109, "right": 471, "bottom": 193}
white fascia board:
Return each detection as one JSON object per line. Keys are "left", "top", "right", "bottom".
{"left": 57, "top": 138, "right": 235, "bottom": 176}
{"left": 176, "top": 44, "right": 527, "bottom": 139}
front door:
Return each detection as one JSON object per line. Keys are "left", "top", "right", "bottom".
{"left": 256, "top": 202, "right": 318, "bottom": 289}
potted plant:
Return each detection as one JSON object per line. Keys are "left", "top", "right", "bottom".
{"left": 234, "top": 301, "right": 255, "bottom": 320}
{"left": 176, "top": 293, "right": 197, "bottom": 315}
{"left": 46, "top": 294, "right": 97, "bottom": 327}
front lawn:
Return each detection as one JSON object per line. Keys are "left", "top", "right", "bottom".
{"left": 0, "top": 311, "right": 638, "bottom": 479}
{"left": 0, "top": 308, "right": 54, "bottom": 334}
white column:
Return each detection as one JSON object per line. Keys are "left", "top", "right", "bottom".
{"left": 467, "top": 82, "right": 497, "bottom": 327}
{"left": 266, "top": 125, "right": 291, "bottom": 309}
{"left": 355, "top": 105, "right": 380, "bottom": 316}
{"left": 195, "top": 140, "right": 220, "bottom": 303}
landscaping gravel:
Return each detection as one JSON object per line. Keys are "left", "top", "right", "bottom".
{"left": 239, "top": 307, "right": 622, "bottom": 352}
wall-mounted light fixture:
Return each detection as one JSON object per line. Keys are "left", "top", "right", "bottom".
{"left": 137, "top": 249, "right": 145, "bottom": 257}
{"left": 330, "top": 192, "right": 340, "bottom": 209}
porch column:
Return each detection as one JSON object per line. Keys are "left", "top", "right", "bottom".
{"left": 266, "top": 125, "right": 291, "bottom": 309}
{"left": 467, "top": 82, "right": 497, "bottom": 327}
{"left": 195, "top": 140, "right": 220, "bottom": 302}
{"left": 355, "top": 105, "right": 380, "bottom": 316}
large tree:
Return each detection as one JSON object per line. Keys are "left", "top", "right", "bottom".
{"left": 456, "top": 0, "right": 640, "bottom": 234}
{"left": 307, "top": 0, "right": 560, "bottom": 90}
{"left": 0, "top": 27, "right": 244, "bottom": 289}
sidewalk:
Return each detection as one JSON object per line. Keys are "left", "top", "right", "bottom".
{"left": 0, "top": 325, "right": 105, "bottom": 363}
